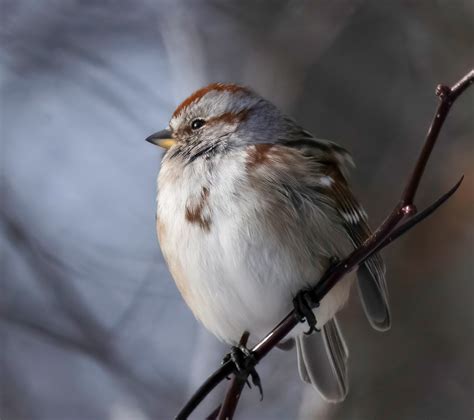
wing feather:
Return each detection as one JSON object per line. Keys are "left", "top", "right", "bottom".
{"left": 280, "top": 131, "right": 391, "bottom": 331}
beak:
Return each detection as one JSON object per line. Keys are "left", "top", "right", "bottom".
{"left": 145, "top": 129, "right": 176, "bottom": 149}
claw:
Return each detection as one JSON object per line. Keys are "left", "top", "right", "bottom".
{"left": 249, "top": 368, "right": 263, "bottom": 401}
{"left": 223, "top": 345, "right": 263, "bottom": 401}
{"left": 293, "top": 289, "right": 320, "bottom": 335}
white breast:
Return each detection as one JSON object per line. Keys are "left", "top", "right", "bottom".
{"left": 157, "top": 150, "right": 354, "bottom": 345}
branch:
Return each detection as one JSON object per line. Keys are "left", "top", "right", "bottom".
{"left": 176, "top": 69, "right": 474, "bottom": 420}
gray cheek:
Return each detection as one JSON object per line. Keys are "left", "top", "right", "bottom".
{"left": 233, "top": 120, "right": 277, "bottom": 146}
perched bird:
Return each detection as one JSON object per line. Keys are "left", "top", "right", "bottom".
{"left": 147, "top": 83, "right": 390, "bottom": 402}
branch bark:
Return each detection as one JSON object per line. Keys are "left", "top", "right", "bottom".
{"left": 175, "top": 69, "right": 474, "bottom": 420}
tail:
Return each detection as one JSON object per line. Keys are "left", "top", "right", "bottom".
{"left": 357, "top": 255, "right": 391, "bottom": 331}
{"left": 296, "top": 317, "right": 349, "bottom": 402}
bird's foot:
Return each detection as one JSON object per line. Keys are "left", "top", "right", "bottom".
{"left": 293, "top": 289, "right": 320, "bottom": 335}
{"left": 293, "top": 256, "right": 340, "bottom": 335}
{"left": 222, "top": 345, "right": 263, "bottom": 400}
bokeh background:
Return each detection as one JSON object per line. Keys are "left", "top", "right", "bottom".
{"left": 1, "top": 1, "right": 473, "bottom": 419}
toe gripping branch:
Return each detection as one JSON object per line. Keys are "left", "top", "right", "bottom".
{"left": 293, "top": 257, "right": 340, "bottom": 335}
{"left": 293, "top": 289, "right": 320, "bottom": 335}
{"left": 222, "top": 338, "right": 263, "bottom": 400}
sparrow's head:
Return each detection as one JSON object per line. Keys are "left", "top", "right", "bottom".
{"left": 146, "top": 83, "right": 289, "bottom": 162}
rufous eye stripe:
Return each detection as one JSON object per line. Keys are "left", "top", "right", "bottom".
{"left": 206, "top": 109, "right": 250, "bottom": 125}
{"left": 180, "top": 109, "right": 250, "bottom": 136}
{"left": 172, "top": 83, "right": 249, "bottom": 118}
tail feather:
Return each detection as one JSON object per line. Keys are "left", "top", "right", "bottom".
{"left": 296, "top": 317, "right": 349, "bottom": 402}
{"left": 357, "top": 258, "right": 391, "bottom": 331}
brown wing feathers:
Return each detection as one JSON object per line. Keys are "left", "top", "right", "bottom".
{"left": 283, "top": 135, "right": 391, "bottom": 331}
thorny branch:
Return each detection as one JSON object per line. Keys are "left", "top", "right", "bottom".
{"left": 176, "top": 69, "right": 474, "bottom": 420}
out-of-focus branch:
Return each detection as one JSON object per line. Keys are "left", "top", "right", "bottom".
{"left": 175, "top": 69, "right": 473, "bottom": 420}
{"left": 0, "top": 204, "right": 170, "bottom": 418}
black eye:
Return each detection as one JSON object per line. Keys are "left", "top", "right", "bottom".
{"left": 191, "top": 119, "right": 206, "bottom": 130}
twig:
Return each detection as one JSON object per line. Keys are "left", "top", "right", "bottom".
{"left": 175, "top": 69, "right": 473, "bottom": 420}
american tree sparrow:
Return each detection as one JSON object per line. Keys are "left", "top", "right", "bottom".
{"left": 146, "top": 83, "right": 390, "bottom": 402}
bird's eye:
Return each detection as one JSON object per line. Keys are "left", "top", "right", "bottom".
{"left": 191, "top": 119, "right": 206, "bottom": 130}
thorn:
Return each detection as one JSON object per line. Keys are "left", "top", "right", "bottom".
{"left": 376, "top": 175, "right": 464, "bottom": 252}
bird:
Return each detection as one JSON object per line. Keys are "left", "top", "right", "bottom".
{"left": 146, "top": 83, "right": 390, "bottom": 402}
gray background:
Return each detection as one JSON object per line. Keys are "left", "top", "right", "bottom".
{"left": 1, "top": 1, "right": 473, "bottom": 419}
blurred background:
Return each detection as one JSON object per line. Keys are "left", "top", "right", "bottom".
{"left": 1, "top": 1, "right": 473, "bottom": 419}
